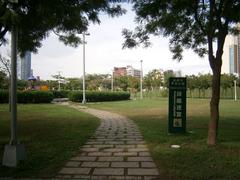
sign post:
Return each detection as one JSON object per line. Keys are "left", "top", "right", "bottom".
{"left": 168, "top": 77, "right": 187, "bottom": 133}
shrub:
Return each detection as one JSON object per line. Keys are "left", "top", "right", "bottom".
{"left": 52, "top": 90, "right": 69, "bottom": 98}
{"left": 17, "top": 91, "right": 54, "bottom": 103}
{"left": 0, "top": 90, "right": 9, "bottom": 103}
{"left": 0, "top": 90, "right": 54, "bottom": 103}
{"left": 69, "top": 91, "right": 130, "bottom": 102}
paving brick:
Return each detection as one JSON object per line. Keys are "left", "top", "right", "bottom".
{"left": 115, "top": 145, "right": 136, "bottom": 148}
{"left": 128, "top": 168, "right": 159, "bottom": 176}
{"left": 128, "top": 157, "right": 153, "bottom": 162}
{"left": 65, "top": 161, "right": 81, "bottom": 167}
{"left": 98, "top": 157, "right": 124, "bottom": 162}
{"left": 114, "top": 152, "right": 138, "bottom": 156}
{"left": 71, "top": 156, "right": 97, "bottom": 161}
{"left": 141, "top": 162, "right": 157, "bottom": 168}
{"left": 72, "top": 175, "right": 90, "bottom": 179}
{"left": 92, "top": 144, "right": 114, "bottom": 148}
{"left": 88, "top": 152, "right": 112, "bottom": 156}
{"left": 136, "top": 145, "right": 147, "bottom": 148}
{"left": 59, "top": 167, "right": 90, "bottom": 175}
{"left": 80, "top": 147, "right": 99, "bottom": 152}
{"left": 111, "top": 162, "right": 139, "bottom": 168}
{"left": 93, "top": 168, "right": 124, "bottom": 175}
{"left": 81, "top": 162, "right": 109, "bottom": 167}
{"left": 139, "top": 152, "right": 151, "bottom": 156}
{"left": 103, "top": 148, "right": 124, "bottom": 152}
{"left": 57, "top": 107, "right": 159, "bottom": 179}
{"left": 128, "top": 148, "right": 148, "bottom": 152}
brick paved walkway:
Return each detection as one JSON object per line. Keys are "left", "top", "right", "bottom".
{"left": 57, "top": 104, "right": 160, "bottom": 180}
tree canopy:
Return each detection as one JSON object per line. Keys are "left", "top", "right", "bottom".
{"left": 122, "top": 0, "right": 240, "bottom": 145}
{"left": 0, "top": 0, "right": 125, "bottom": 54}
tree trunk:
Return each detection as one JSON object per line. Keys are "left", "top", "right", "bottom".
{"left": 207, "top": 61, "right": 221, "bottom": 145}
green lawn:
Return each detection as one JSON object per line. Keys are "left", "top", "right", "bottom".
{"left": 0, "top": 104, "right": 99, "bottom": 178}
{"left": 87, "top": 98, "right": 240, "bottom": 179}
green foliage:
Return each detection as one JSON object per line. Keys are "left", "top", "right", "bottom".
{"left": 0, "top": 70, "right": 8, "bottom": 89}
{"left": 52, "top": 90, "right": 69, "bottom": 98}
{"left": 69, "top": 91, "right": 130, "bottom": 102}
{"left": 17, "top": 91, "right": 54, "bottom": 103}
{"left": 123, "top": 1, "right": 239, "bottom": 61}
{"left": 0, "top": 104, "right": 99, "bottom": 177}
{"left": 0, "top": 90, "right": 53, "bottom": 103}
{"left": 87, "top": 99, "right": 240, "bottom": 179}
{"left": 0, "top": 89, "right": 8, "bottom": 103}
{"left": 144, "top": 69, "right": 164, "bottom": 90}
{"left": 0, "top": 1, "right": 125, "bottom": 53}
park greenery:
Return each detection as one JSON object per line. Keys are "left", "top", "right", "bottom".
{"left": 122, "top": 0, "right": 240, "bottom": 145}
{"left": 0, "top": 104, "right": 99, "bottom": 177}
{"left": 1, "top": 99, "right": 239, "bottom": 178}
{"left": 87, "top": 99, "right": 240, "bottom": 179}
{"left": 0, "top": 68, "right": 239, "bottom": 100}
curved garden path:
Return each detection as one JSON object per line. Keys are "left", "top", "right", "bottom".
{"left": 57, "top": 103, "right": 160, "bottom": 180}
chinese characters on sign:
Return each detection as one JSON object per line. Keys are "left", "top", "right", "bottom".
{"left": 168, "top": 78, "right": 187, "bottom": 133}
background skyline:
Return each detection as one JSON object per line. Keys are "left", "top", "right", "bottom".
{"left": 2, "top": 4, "right": 211, "bottom": 80}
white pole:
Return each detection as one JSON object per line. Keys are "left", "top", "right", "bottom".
{"left": 58, "top": 71, "right": 61, "bottom": 91}
{"left": 82, "top": 33, "right": 86, "bottom": 104}
{"left": 140, "top": 60, "right": 143, "bottom": 99}
{"left": 111, "top": 70, "right": 114, "bottom": 92}
{"left": 234, "top": 80, "right": 237, "bottom": 101}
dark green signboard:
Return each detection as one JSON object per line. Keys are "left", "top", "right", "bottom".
{"left": 168, "top": 77, "right": 187, "bottom": 133}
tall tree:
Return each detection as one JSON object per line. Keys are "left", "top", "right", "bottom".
{"left": 122, "top": 1, "right": 240, "bottom": 145}
{"left": 0, "top": 0, "right": 125, "bottom": 54}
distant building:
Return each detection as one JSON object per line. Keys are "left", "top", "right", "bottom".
{"left": 113, "top": 65, "right": 141, "bottom": 78}
{"left": 222, "top": 26, "right": 240, "bottom": 76}
{"left": 113, "top": 67, "right": 127, "bottom": 77}
{"left": 17, "top": 51, "right": 32, "bottom": 80}
{"left": 126, "top": 65, "right": 141, "bottom": 78}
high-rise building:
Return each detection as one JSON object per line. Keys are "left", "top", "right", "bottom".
{"left": 222, "top": 29, "right": 240, "bottom": 76}
{"left": 17, "top": 51, "right": 32, "bottom": 80}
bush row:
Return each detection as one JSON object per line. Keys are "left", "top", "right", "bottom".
{"left": 69, "top": 91, "right": 130, "bottom": 102}
{"left": 0, "top": 90, "right": 54, "bottom": 103}
{"left": 52, "top": 90, "right": 70, "bottom": 98}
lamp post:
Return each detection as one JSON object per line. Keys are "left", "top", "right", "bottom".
{"left": 140, "top": 60, "right": 143, "bottom": 99}
{"left": 234, "top": 80, "right": 237, "bottom": 101}
{"left": 111, "top": 70, "right": 114, "bottom": 92}
{"left": 58, "top": 71, "right": 61, "bottom": 91}
{"left": 82, "top": 32, "right": 89, "bottom": 104}
{"left": 3, "top": 1, "right": 26, "bottom": 167}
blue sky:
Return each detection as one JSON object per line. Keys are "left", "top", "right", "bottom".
{"left": 3, "top": 4, "right": 211, "bottom": 80}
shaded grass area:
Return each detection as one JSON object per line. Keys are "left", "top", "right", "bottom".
{"left": 87, "top": 98, "right": 240, "bottom": 179}
{"left": 0, "top": 104, "right": 99, "bottom": 177}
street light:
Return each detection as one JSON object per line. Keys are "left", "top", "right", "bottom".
{"left": 234, "top": 80, "right": 237, "bottom": 101}
{"left": 3, "top": 0, "right": 26, "bottom": 167}
{"left": 111, "top": 70, "right": 114, "bottom": 92}
{"left": 82, "top": 32, "right": 90, "bottom": 104}
{"left": 57, "top": 71, "right": 61, "bottom": 91}
{"left": 140, "top": 60, "right": 143, "bottom": 99}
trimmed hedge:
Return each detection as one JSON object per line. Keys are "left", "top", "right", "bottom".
{"left": 69, "top": 91, "right": 130, "bottom": 102}
{"left": 0, "top": 90, "right": 9, "bottom": 103}
{"left": 0, "top": 90, "right": 54, "bottom": 103}
{"left": 52, "top": 90, "right": 70, "bottom": 98}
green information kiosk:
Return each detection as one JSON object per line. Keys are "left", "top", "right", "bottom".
{"left": 168, "top": 77, "right": 187, "bottom": 133}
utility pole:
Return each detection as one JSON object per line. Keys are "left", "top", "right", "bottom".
{"left": 82, "top": 32, "right": 89, "bottom": 104}
{"left": 111, "top": 70, "right": 114, "bottom": 92}
{"left": 140, "top": 60, "right": 143, "bottom": 99}
{"left": 58, "top": 71, "right": 61, "bottom": 91}
{"left": 3, "top": 15, "right": 26, "bottom": 167}
{"left": 234, "top": 80, "right": 237, "bottom": 101}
